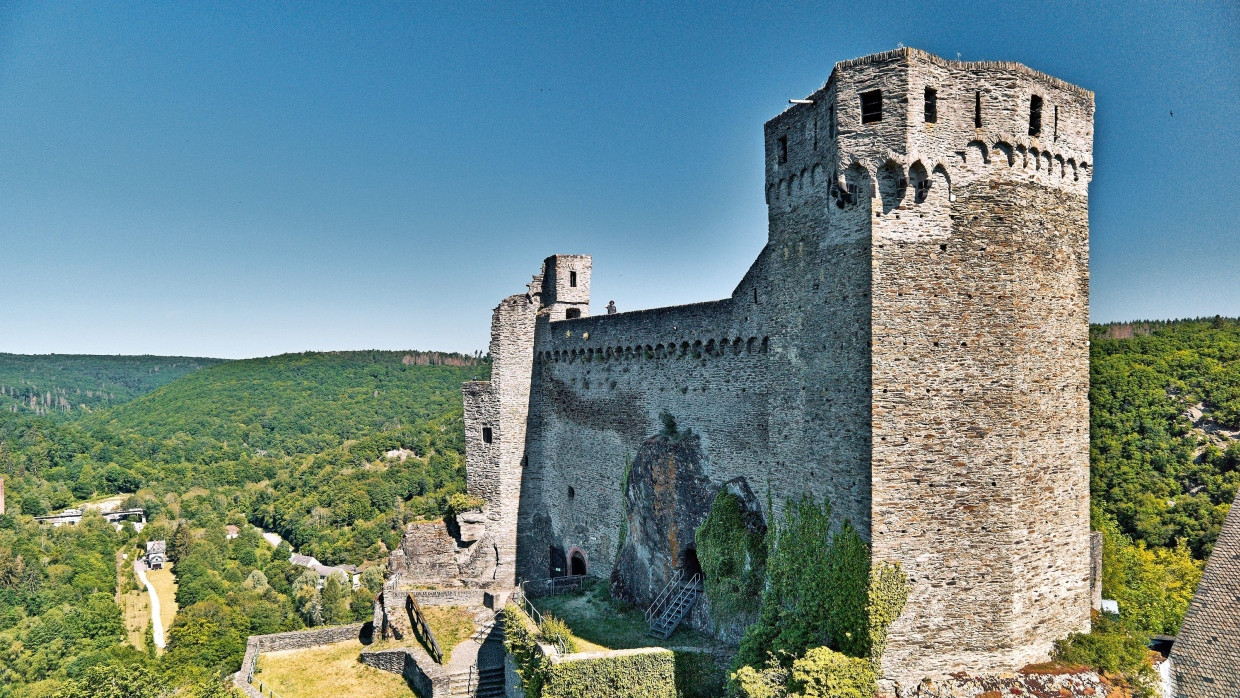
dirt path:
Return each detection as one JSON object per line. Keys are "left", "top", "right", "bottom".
{"left": 134, "top": 560, "right": 166, "bottom": 649}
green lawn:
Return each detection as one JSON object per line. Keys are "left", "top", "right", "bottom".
{"left": 255, "top": 640, "right": 413, "bottom": 698}
{"left": 531, "top": 579, "right": 720, "bottom": 652}
{"left": 419, "top": 605, "right": 476, "bottom": 663}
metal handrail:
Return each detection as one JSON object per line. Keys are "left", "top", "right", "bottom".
{"left": 407, "top": 593, "right": 444, "bottom": 663}
{"left": 514, "top": 581, "right": 567, "bottom": 655}
{"left": 644, "top": 568, "right": 683, "bottom": 622}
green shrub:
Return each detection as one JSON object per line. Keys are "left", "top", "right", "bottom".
{"left": 1053, "top": 613, "right": 1155, "bottom": 682}
{"left": 730, "top": 647, "right": 876, "bottom": 698}
{"left": 539, "top": 614, "right": 578, "bottom": 654}
{"left": 787, "top": 647, "right": 875, "bottom": 698}
{"left": 732, "top": 662, "right": 790, "bottom": 698}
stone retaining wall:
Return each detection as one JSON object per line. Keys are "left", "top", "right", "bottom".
{"left": 359, "top": 645, "right": 448, "bottom": 698}
{"left": 410, "top": 588, "right": 495, "bottom": 608}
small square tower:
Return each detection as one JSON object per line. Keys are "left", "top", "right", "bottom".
{"left": 540, "top": 254, "right": 591, "bottom": 320}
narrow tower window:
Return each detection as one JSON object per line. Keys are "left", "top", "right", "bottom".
{"left": 1054, "top": 105, "right": 1059, "bottom": 140}
{"left": 974, "top": 91, "right": 982, "bottom": 128}
{"left": 1029, "top": 95, "right": 1043, "bottom": 136}
{"left": 860, "top": 90, "right": 882, "bottom": 123}
{"left": 482, "top": 427, "right": 493, "bottom": 443}
{"left": 828, "top": 104, "right": 837, "bottom": 138}
{"left": 924, "top": 87, "right": 937, "bottom": 123}
{"left": 569, "top": 271, "right": 577, "bottom": 287}
{"left": 777, "top": 135, "right": 788, "bottom": 164}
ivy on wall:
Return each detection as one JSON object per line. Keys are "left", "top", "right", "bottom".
{"left": 865, "top": 561, "right": 910, "bottom": 673}
{"left": 725, "top": 494, "right": 908, "bottom": 696}
{"left": 734, "top": 495, "right": 870, "bottom": 668}
{"left": 501, "top": 604, "right": 549, "bottom": 698}
{"left": 696, "top": 490, "right": 768, "bottom": 622}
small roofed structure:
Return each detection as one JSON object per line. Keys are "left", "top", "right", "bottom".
{"left": 224, "top": 525, "right": 240, "bottom": 539}
{"left": 146, "top": 540, "right": 167, "bottom": 570}
{"left": 1169, "top": 491, "right": 1240, "bottom": 698}
{"left": 289, "top": 553, "right": 360, "bottom": 589}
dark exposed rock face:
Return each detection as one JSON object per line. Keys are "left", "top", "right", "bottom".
{"left": 611, "top": 433, "right": 715, "bottom": 613}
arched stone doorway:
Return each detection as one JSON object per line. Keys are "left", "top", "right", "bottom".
{"left": 569, "top": 549, "right": 587, "bottom": 576}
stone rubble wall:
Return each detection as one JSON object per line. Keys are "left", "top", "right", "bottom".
{"left": 359, "top": 645, "right": 447, "bottom": 698}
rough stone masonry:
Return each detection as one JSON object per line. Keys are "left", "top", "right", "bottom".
{"left": 458, "top": 47, "right": 1093, "bottom": 684}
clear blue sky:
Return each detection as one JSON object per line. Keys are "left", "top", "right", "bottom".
{"left": 1, "top": 2, "right": 1236, "bottom": 359}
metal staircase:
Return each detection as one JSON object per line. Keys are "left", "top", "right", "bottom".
{"left": 646, "top": 570, "right": 702, "bottom": 640}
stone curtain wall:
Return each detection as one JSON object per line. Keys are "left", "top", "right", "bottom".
{"left": 472, "top": 47, "right": 1092, "bottom": 682}
{"left": 233, "top": 623, "right": 369, "bottom": 697}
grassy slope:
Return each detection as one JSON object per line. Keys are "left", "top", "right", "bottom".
{"left": 0, "top": 353, "right": 224, "bottom": 417}
{"left": 256, "top": 640, "right": 413, "bottom": 698}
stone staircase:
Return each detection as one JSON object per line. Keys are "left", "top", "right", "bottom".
{"left": 448, "top": 665, "right": 505, "bottom": 698}
{"left": 646, "top": 571, "right": 702, "bottom": 640}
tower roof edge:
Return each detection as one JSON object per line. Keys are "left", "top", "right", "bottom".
{"left": 815, "top": 47, "right": 1093, "bottom": 101}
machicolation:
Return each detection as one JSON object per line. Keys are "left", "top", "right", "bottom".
{"left": 426, "top": 47, "right": 1094, "bottom": 685}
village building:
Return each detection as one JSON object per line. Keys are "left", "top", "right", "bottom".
{"left": 146, "top": 540, "right": 167, "bottom": 570}
{"left": 289, "top": 553, "right": 360, "bottom": 590}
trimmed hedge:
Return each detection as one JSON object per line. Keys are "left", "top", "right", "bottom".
{"left": 542, "top": 650, "right": 676, "bottom": 698}
{"left": 501, "top": 603, "right": 695, "bottom": 698}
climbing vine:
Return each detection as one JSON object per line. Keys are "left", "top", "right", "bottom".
{"left": 865, "top": 561, "right": 910, "bottom": 673}
{"left": 728, "top": 493, "right": 904, "bottom": 695}
{"left": 696, "top": 490, "right": 768, "bottom": 622}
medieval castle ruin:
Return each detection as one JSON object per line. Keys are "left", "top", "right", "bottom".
{"left": 409, "top": 48, "right": 1095, "bottom": 683}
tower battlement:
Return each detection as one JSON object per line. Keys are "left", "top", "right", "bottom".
{"left": 458, "top": 48, "right": 1092, "bottom": 685}
{"left": 765, "top": 48, "right": 1092, "bottom": 245}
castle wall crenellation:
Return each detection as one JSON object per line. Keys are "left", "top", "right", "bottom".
{"left": 457, "top": 47, "right": 1092, "bottom": 685}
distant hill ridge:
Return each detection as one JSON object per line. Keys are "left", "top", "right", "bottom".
{"left": 82, "top": 350, "right": 490, "bottom": 459}
{"left": 0, "top": 353, "right": 225, "bottom": 416}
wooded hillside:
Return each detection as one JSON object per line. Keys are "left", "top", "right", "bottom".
{"left": 0, "top": 354, "right": 224, "bottom": 417}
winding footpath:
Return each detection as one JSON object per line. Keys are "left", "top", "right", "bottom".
{"left": 134, "top": 560, "right": 166, "bottom": 649}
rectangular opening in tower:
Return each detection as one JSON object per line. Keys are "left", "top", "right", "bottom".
{"left": 974, "top": 91, "right": 982, "bottom": 128}
{"left": 482, "top": 427, "right": 493, "bottom": 443}
{"left": 924, "top": 87, "right": 937, "bottom": 123}
{"left": 1029, "top": 95, "right": 1043, "bottom": 136}
{"left": 860, "top": 90, "right": 882, "bottom": 123}
{"left": 569, "top": 271, "right": 577, "bottom": 287}
{"left": 777, "top": 135, "right": 788, "bottom": 164}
